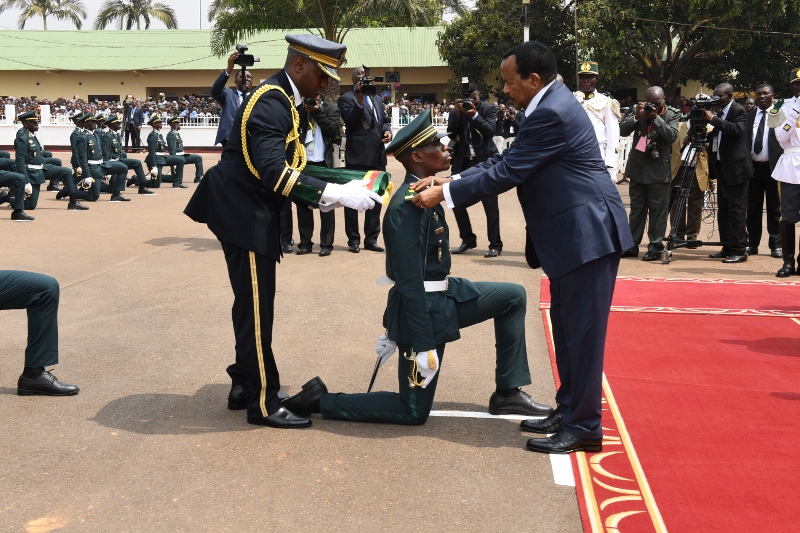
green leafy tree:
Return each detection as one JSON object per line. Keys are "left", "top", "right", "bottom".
{"left": 93, "top": 0, "right": 178, "bottom": 30}
{"left": 0, "top": 0, "right": 86, "bottom": 30}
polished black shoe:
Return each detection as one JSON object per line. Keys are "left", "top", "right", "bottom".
{"left": 771, "top": 248, "right": 783, "bottom": 259}
{"left": 17, "top": 370, "right": 79, "bottom": 396}
{"left": 282, "top": 376, "right": 328, "bottom": 416}
{"left": 67, "top": 201, "right": 89, "bottom": 210}
{"left": 748, "top": 247, "right": 758, "bottom": 256}
{"left": 488, "top": 390, "right": 554, "bottom": 416}
{"left": 723, "top": 254, "right": 747, "bottom": 263}
{"left": 126, "top": 177, "right": 137, "bottom": 187}
{"left": 282, "top": 243, "right": 293, "bottom": 253}
{"left": 172, "top": 183, "right": 188, "bottom": 189}
{"left": 642, "top": 250, "right": 661, "bottom": 262}
{"left": 364, "top": 243, "right": 384, "bottom": 252}
{"left": 138, "top": 187, "right": 154, "bottom": 195}
{"left": 319, "top": 247, "right": 332, "bottom": 257}
{"left": 46, "top": 183, "right": 62, "bottom": 192}
{"left": 776, "top": 263, "right": 796, "bottom": 277}
{"left": 296, "top": 247, "right": 312, "bottom": 255}
{"left": 11, "top": 210, "right": 34, "bottom": 222}
{"left": 110, "top": 194, "right": 131, "bottom": 202}
{"left": 484, "top": 247, "right": 502, "bottom": 258}
{"left": 348, "top": 244, "right": 360, "bottom": 253}
{"left": 247, "top": 407, "right": 311, "bottom": 428}
{"left": 228, "top": 382, "right": 247, "bottom": 410}
{"left": 56, "top": 189, "right": 70, "bottom": 200}
{"left": 526, "top": 430, "right": 602, "bottom": 454}
{"left": 520, "top": 407, "right": 563, "bottom": 433}
{"left": 0, "top": 192, "right": 8, "bottom": 205}
{"left": 194, "top": 176, "right": 202, "bottom": 183}
{"left": 709, "top": 249, "right": 729, "bottom": 259}
{"left": 451, "top": 242, "right": 477, "bottom": 254}
{"left": 621, "top": 248, "right": 638, "bottom": 258}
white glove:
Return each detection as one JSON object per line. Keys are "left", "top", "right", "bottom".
{"left": 415, "top": 349, "right": 439, "bottom": 388}
{"left": 318, "top": 200, "right": 341, "bottom": 213}
{"left": 375, "top": 335, "right": 397, "bottom": 367}
{"left": 319, "top": 180, "right": 383, "bottom": 212}
{"left": 24, "top": 183, "right": 32, "bottom": 196}
{"left": 82, "top": 177, "right": 93, "bottom": 187}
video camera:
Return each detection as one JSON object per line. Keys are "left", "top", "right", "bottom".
{"left": 461, "top": 77, "right": 475, "bottom": 111}
{"left": 357, "top": 66, "right": 384, "bottom": 97}
{"left": 688, "top": 93, "right": 720, "bottom": 139}
{"left": 234, "top": 44, "right": 260, "bottom": 68}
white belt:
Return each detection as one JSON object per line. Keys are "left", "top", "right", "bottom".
{"left": 783, "top": 147, "right": 800, "bottom": 154}
{"left": 376, "top": 276, "right": 448, "bottom": 292}
{"left": 88, "top": 159, "right": 102, "bottom": 165}
{"left": 176, "top": 151, "right": 185, "bottom": 156}
{"left": 109, "top": 157, "right": 120, "bottom": 161}
{"left": 156, "top": 152, "right": 167, "bottom": 156}
{"left": 27, "top": 164, "right": 43, "bottom": 170}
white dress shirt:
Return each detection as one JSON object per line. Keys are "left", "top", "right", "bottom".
{"left": 750, "top": 106, "right": 771, "bottom": 162}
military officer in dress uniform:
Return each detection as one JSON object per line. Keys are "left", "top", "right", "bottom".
{"left": 281, "top": 110, "right": 554, "bottom": 424}
{"left": 55, "top": 113, "right": 90, "bottom": 210}
{"left": 184, "top": 34, "right": 382, "bottom": 429}
{"left": 13, "top": 110, "right": 72, "bottom": 211}
{"left": 145, "top": 115, "right": 186, "bottom": 188}
{"left": 166, "top": 116, "right": 204, "bottom": 183}
{"left": 69, "top": 112, "right": 106, "bottom": 202}
{"left": 575, "top": 61, "right": 621, "bottom": 183}
{"left": 91, "top": 114, "right": 130, "bottom": 202}
{"left": 103, "top": 116, "right": 154, "bottom": 195}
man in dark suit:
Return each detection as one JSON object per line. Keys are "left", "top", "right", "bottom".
{"left": 337, "top": 66, "right": 393, "bottom": 253}
{"left": 447, "top": 82, "right": 503, "bottom": 257}
{"left": 411, "top": 41, "right": 633, "bottom": 454}
{"left": 124, "top": 99, "right": 143, "bottom": 150}
{"left": 185, "top": 34, "right": 382, "bottom": 429}
{"left": 210, "top": 50, "right": 254, "bottom": 147}
{"left": 703, "top": 83, "right": 754, "bottom": 263}
{"left": 746, "top": 83, "right": 783, "bottom": 258}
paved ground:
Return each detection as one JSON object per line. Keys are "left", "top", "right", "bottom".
{"left": 1, "top": 152, "right": 782, "bottom": 532}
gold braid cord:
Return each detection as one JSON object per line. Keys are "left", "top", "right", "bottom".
{"left": 240, "top": 84, "right": 307, "bottom": 195}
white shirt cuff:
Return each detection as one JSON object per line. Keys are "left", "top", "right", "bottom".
{"left": 443, "top": 181, "right": 456, "bottom": 209}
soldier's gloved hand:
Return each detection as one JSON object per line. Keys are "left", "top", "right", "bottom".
{"left": 376, "top": 335, "right": 397, "bottom": 367}
{"left": 82, "top": 177, "right": 93, "bottom": 187}
{"left": 415, "top": 349, "right": 439, "bottom": 388}
{"left": 318, "top": 200, "right": 342, "bottom": 212}
{"left": 24, "top": 183, "right": 32, "bottom": 198}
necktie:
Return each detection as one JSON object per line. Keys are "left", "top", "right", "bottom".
{"left": 364, "top": 96, "right": 377, "bottom": 128}
{"left": 754, "top": 111, "right": 765, "bottom": 155}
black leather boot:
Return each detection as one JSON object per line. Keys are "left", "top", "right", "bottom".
{"left": 776, "top": 222, "right": 795, "bottom": 277}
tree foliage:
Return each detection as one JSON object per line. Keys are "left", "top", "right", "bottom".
{"left": 93, "top": 0, "right": 178, "bottom": 30}
{"left": 0, "top": 0, "right": 86, "bottom": 30}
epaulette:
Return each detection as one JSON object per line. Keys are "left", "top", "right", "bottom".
{"left": 767, "top": 98, "right": 786, "bottom": 129}
{"left": 609, "top": 96, "right": 621, "bottom": 119}
{"left": 404, "top": 189, "right": 417, "bottom": 202}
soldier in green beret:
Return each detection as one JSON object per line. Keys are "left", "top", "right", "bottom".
{"left": 55, "top": 113, "right": 89, "bottom": 210}
{"left": 91, "top": 115, "right": 131, "bottom": 202}
{"left": 166, "top": 116, "right": 204, "bottom": 183}
{"left": 145, "top": 115, "right": 186, "bottom": 188}
{"left": 14, "top": 111, "right": 72, "bottom": 211}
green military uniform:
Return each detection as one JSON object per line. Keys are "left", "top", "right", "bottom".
{"left": 166, "top": 117, "right": 204, "bottom": 182}
{"left": 69, "top": 112, "right": 103, "bottom": 201}
{"left": 0, "top": 154, "right": 15, "bottom": 171}
{"left": 92, "top": 119, "right": 129, "bottom": 198}
{"left": 0, "top": 150, "right": 10, "bottom": 158}
{"left": 319, "top": 111, "right": 533, "bottom": 425}
{"left": 101, "top": 116, "right": 148, "bottom": 189}
{"left": 144, "top": 115, "right": 185, "bottom": 187}
{"left": 14, "top": 111, "right": 72, "bottom": 210}
{"left": 619, "top": 104, "right": 680, "bottom": 254}
{"left": 0, "top": 168, "right": 27, "bottom": 211}
{"left": 0, "top": 271, "right": 60, "bottom": 368}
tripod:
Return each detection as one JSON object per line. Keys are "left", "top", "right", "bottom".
{"left": 661, "top": 135, "right": 724, "bottom": 264}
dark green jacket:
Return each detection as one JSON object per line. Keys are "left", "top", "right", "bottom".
{"left": 382, "top": 174, "right": 480, "bottom": 352}
{"left": 70, "top": 127, "right": 90, "bottom": 179}
{"left": 166, "top": 130, "right": 184, "bottom": 155}
{"left": 146, "top": 130, "right": 168, "bottom": 166}
{"left": 619, "top": 106, "right": 680, "bottom": 184}
{"left": 14, "top": 128, "right": 45, "bottom": 184}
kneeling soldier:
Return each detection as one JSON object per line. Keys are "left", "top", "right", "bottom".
{"left": 101, "top": 117, "right": 153, "bottom": 195}
{"left": 0, "top": 167, "right": 34, "bottom": 221}
{"left": 166, "top": 116, "right": 204, "bottom": 183}
{"left": 145, "top": 115, "right": 186, "bottom": 188}
{"left": 14, "top": 111, "right": 72, "bottom": 211}
{"left": 282, "top": 110, "right": 554, "bottom": 424}
{"left": 55, "top": 113, "right": 89, "bottom": 210}
{"left": 92, "top": 115, "right": 131, "bottom": 202}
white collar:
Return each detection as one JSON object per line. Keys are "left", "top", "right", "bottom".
{"left": 524, "top": 80, "right": 557, "bottom": 117}
{"left": 285, "top": 71, "right": 303, "bottom": 106}
{"left": 757, "top": 105, "right": 773, "bottom": 115}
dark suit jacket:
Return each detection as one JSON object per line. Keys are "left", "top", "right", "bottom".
{"left": 210, "top": 70, "right": 248, "bottom": 146}
{"left": 299, "top": 100, "right": 341, "bottom": 168}
{"left": 495, "top": 114, "right": 521, "bottom": 138}
{"left": 185, "top": 70, "right": 330, "bottom": 260}
{"left": 449, "top": 82, "right": 634, "bottom": 280}
{"left": 126, "top": 106, "right": 143, "bottom": 128}
{"left": 338, "top": 89, "right": 391, "bottom": 170}
{"left": 708, "top": 101, "right": 753, "bottom": 185}
{"left": 747, "top": 108, "right": 783, "bottom": 172}
{"left": 447, "top": 100, "right": 498, "bottom": 173}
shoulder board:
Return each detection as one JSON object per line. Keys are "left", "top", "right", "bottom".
{"left": 770, "top": 99, "right": 784, "bottom": 113}
{"left": 610, "top": 98, "right": 621, "bottom": 118}
{"left": 767, "top": 103, "right": 787, "bottom": 129}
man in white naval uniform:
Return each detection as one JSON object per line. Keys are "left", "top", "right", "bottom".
{"left": 574, "top": 61, "right": 621, "bottom": 183}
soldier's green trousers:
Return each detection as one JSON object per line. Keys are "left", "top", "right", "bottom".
{"left": 320, "top": 281, "right": 532, "bottom": 425}
{"left": 183, "top": 154, "right": 204, "bottom": 180}
{"left": 147, "top": 156, "right": 185, "bottom": 187}
{"left": 0, "top": 271, "right": 60, "bottom": 368}
{"left": 0, "top": 170, "right": 26, "bottom": 210}
{"left": 25, "top": 166, "right": 72, "bottom": 210}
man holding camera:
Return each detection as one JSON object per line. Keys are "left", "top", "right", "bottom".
{"left": 337, "top": 65, "right": 393, "bottom": 253}
{"left": 447, "top": 81, "right": 503, "bottom": 257}
{"left": 211, "top": 50, "right": 254, "bottom": 148}
{"left": 574, "top": 61, "right": 621, "bottom": 183}
{"left": 619, "top": 87, "right": 679, "bottom": 260}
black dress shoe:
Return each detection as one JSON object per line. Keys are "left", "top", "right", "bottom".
{"left": 520, "top": 407, "right": 563, "bottom": 433}
{"left": 282, "top": 243, "right": 293, "bottom": 253}
{"left": 110, "top": 193, "right": 131, "bottom": 202}
{"left": 67, "top": 201, "right": 89, "bottom": 210}
{"left": 228, "top": 382, "right": 247, "bottom": 410}
{"left": 526, "top": 430, "right": 602, "bottom": 454}
{"left": 348, "top": 244, "right": 360, "bottom": 253}
{"left": 776, "top": 263, "right": 796, "bottom": 277}
{"left": 621, "top": 248, "right": 638, "bottom": 258}
{"left": 247, "top": 407, "right": 311, "bottom": 428}
{"left": 748, "top": 248, "right": 758, "bottom": 256}
{"left": 488, "top": 390, "right": 554, "bottom": 416}
{"left": 138, "top": 187, "right": 154, "bottom": 195}
{"left": 282, "top": 376, "right": 328, "bottom": 416}
{"left": 17, "top": 370, "right": 79, "bottom": 396}
{"left": 771, "top": 248, "right": 783, "bottom": 259}
{"left": 55, "top": 189, "right": 69, "bottom": 200}
{"left": 484, "top": 248, "right": 502, "bottom": 258}
{"left": 194, "top": 176, "right": 202, "bottom": 183}
{"left": 126, "top": 178, "right": 137, "bottom": 187}
{"left": 451, "top": 242, "right": 477, "bottom": 254}
{"left": 723, "top": 254, "right": 747, "bottom": 263}
{"left": 364, "top": 244, "right": 384, "bottom": 252}
{"left": 642, "top": 250, "right": 661, "bottom": 262}
{"left": 709, "top": 249, "right": 729, "bottom": 258}
{"left": 0, "top": 192, "right": 8, "bottom": 205}
{"left": 319, "top": 247, "right": 332, "bottom": 257}
{"left": 46, "top": 183, "right": 62, "bottom": 192}
{"left": 11, "top": 210, "right": 34, "bottom": 222}
{"left": 172, "top": 183, "right": 188, "bottom": 189}
{"left": 296, "top": 247, "right": 312, "bottom": 255}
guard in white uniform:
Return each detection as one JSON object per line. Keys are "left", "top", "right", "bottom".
{"left": 574, "top": 61, "right": 621, "bottom": 183}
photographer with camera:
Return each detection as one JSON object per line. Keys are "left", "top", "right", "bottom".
{"left": 619, "top": 87, "right": 679, "bottom": 261}
{"left": 495, "top": 103, "right": 520, "bottom": 141}
{"left": 447, "top": 80, "right": 503, "bottom": 257}
{"left": 210, "top": 48, "right": 255, "bottom": 147}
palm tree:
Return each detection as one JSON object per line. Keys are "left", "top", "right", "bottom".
{"left": 93, "top": 0, "right": 178, "bottom": 30}
{"left": 0, "top": 0, "right": 87, "bottom": 30}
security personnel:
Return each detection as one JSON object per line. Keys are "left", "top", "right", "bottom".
{"left": 281, "top": 110, "right": 554, "bottom": 423}
{"left": 103, "top": 116, "right": 154, "bottom": 195}
{"left": 574, "top": 61, "right": 621, "bottom": 183}
{"left": 145, "top": 115, "right": 186, "bottom": 188}
{"left": 56, "top": 113, "right": 90, "bottom": 210}
{"left": 166, "top": 116, "right": 204, "bottom": 183}
{"left": 13, "top": 110, "right": 72, "bottom": 211}
{"left": 184, "top": 34, "right": 382, "bottom": 429}
{"left": 92, "top": 114, "right": 130, "bottom": 202}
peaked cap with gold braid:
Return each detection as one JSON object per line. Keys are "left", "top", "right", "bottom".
{"left": 383, "top": 108, "right": 445, "bottom": 158}
{"left": 285, "top": 34, "right": 347, "bottom": 82}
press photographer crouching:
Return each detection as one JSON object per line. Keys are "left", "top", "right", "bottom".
{"left": 619, "top": 86, "right": 679, "bottom": 260}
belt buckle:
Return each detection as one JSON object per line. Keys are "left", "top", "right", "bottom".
{"left": 443, "top": 277, "right": 449, "bottom": 293}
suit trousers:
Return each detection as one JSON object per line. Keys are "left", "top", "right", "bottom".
{"left": 627, "top": 180, "right": 670, "bottom": 252}
{"left": 550, "top": 252, "right": 620, "bottom": 440}
{"left": 669, "top": 173, "right": 704, "bottom": 239}
{"left": 0, "top": 170, "right": 26, "bottom": 209}
{"left": 715, "top": 163, "right": 749, "bottom": 255}
{"left": 452, "top": 158, "right": 503, "bottom": 249}
{"left": 746, "top": 162, "right": 781, "bottom": 251}
{"left": 219, "top": 241, "right": 283, "bottom": 418}
{"left": 0, "top": 271, "right": 60, "bottom": 368}
{"left": 320, "top": 281, "right": 532, "bottom": 424}
{"left": 780, "top": 182, "right": 800, "bottom": 224}
{"left": 344, "top": 164, "right": 382, "bottom": 247}
{"left": 125, "top": 122, "right": 141, "bottom": 149}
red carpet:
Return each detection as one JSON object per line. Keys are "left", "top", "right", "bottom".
{"left": 539, "top": 277, "right": 800, "bottom": 533}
